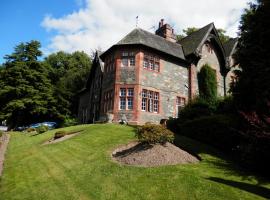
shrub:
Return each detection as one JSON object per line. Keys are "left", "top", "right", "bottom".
{"left": 54, "top": 131, "right": 67, "bottom": 139}
{"left": 36, "top": 125, "right": 49, "bottom": 134}
{"left": 198, "top": 64, "right": 217, "bottom": 102}
{"left": 136, "top": 124, "right": 174, "bottom": 145}
{"left": 168, "top": 114, "right": 241, "bottom": 152}
{"left": 26, "top": 127, "right": 36, "bottom": 132}
{"left": 178, "top": 97, "right": 216, "bottom": 121}
{"left": 60, "top": 117, "right": 78, "bottom": 127}
{"left": 0, "top": 130, "right": 3, "bottom": 137}
{"left": 216, "top": 96, "right": 236, "bottom": 114}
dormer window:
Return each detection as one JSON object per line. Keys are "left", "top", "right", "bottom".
{"left": 121, "top": 52, "right": 135, "bottom": 67}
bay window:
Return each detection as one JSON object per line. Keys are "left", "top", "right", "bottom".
{"left": 119, "top": 88, "right": 134, "bottom": 110}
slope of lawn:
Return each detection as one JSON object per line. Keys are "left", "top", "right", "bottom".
{"left": 0, "top": 124, "right": 270, "bottom": 200}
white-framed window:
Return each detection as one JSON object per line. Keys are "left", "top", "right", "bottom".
{"left": 130, "top": 57, "right": 135, "bottom": 66}
{"left": 143, "top": 59, "right": 148, "bottom": 68}
{"left": 149, "top": 61, "right": 154, "bottom": 70}
{"left": 121, "top": 58, "right": 128, "bottom": 67}
{"left": 119, "top": 88, "right": 134, "bottom": 110}
{"left": 120, "top": 97, "right": 126, "bottom": 110}
{"left": 143, "top": 53, "right": 160, "bottom": 72}
{"left": 121, "top": 52, "right": 135, "bottom": 67}
{"left": 141, "top": 89, "right": 159, "bottom": 113}
{"left": 176, "top": 96, "right": 186, "bottom": 117}
{"left": 128, "top": 88, "right": 134, "bottom": 97}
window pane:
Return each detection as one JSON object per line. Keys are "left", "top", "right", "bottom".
{"left": 143, "top": 59, "right": 148, "bottom": 68}
{"left": 142, "top": 98, "right": 146, "bottom": 111}
{"left": 127, "top": 88, "right": 134, "bottom": 96}
{"left": 127, "top": 98, "right": 133, "bottom": 110}
{"left": 130, "top": 57, "right": 135, "bottom": 66}
{"left": 142, "top": 89, "right": 147, "bottom": 98}
{"left": 154, "top": 92, "right": 159, "bottom": 100}
{"left": 154, "top": 100, "right": 158, "bottom": 112}
{"left": 122, "top": 58, "right": 128, "bottom": 67}
{"left": 154, "top": 63, "right": 159, "bottom": 72}
{"left": 148, "top": 99, "right": 153, "bottom": 112}
{"left": 120, "top": 97, "right": 126, "bottom": 110}
{"left": 122, "top": 52, "right": 128, "bottom": 56}
{"left": 120, "top": 88, "right": 126, "bottom": 96}
{"left": 149, "top": 62, "right": 154, "bottom": 70}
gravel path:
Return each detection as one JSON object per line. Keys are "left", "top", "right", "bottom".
{"left": 0, "top": 133, "right": 10, "bottom": 176}
{"left": 112, "top": 141, "right": 199, "bottom": 167}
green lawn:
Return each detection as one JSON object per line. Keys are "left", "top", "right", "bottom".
{"left": 0, "top": 124, "right": 270, "bottom": 200}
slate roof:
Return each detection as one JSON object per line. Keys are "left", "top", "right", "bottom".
{"left": 101, "top": 28, "right": 186, "bottom": 61}
{"left": 223, "top": 38, "right": 238, "bottom": 57}
{"left": 178, "top": 23, "right": 214, "bottom": 56}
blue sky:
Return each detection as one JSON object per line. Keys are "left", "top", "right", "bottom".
{"left": 0, "top": 0, "right": 82, "bottom": 64}
{"left": 0, "top": 0, "right": 250, "bottom": 65}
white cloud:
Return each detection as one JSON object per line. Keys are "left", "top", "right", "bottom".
{"left": 41, "top": 0, "right": 249, "bottom": 55}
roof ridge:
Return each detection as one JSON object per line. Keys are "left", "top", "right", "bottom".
{"left": 179, "top": 22, "right": 213, "bottom": 42}
{"left": 135, "top": 27, "right": 183, "bottom": 47}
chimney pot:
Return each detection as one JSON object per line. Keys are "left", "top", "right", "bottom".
{"left": 161, "top": 19, "right": 164, "bottom": 26}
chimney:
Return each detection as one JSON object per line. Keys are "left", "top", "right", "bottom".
{"left": 155, "top": 19, "right": 177, "bottom": 43}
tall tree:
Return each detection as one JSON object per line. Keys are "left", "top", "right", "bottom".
{"left": 0, "top": 41, "right": 66, "bottom": 128}
{"left": 233, "top": 0, "right": 270, "bottom": 121}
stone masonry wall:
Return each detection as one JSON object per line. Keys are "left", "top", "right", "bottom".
{"left": 138, "top": 55, "right": 189, "bottom": 124}
{"left": 197, "top": 43, "right": 225, "bottom": 96}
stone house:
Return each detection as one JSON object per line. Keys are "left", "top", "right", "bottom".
{"left": 78, "top": 19, "right": 238, "bottom": 125}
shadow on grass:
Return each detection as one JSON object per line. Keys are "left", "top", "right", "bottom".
{"left": 207, "top": 177, "right": 270, "bottom": 199}
{"left": 173, "top": 134, "right": 269, "bottom": 185}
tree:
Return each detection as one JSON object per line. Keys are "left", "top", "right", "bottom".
{"left": 233, "top": 0, "right": 270, "bottom": 121}
{"left": 44, "top": 51, "right": 92, "bottom": 116}
{"left": 0, "top": 41, "right": 67, "bottom": 128}
{"left": 198, "top": 64, "right": 217, "bottom": 102}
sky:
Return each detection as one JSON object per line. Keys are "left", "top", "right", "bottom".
{"left": 0, "top": 0, "right": 251, "bottom": 64}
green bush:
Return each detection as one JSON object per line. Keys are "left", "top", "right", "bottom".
{"left": 60, "top": 117, "right": 78, "bottom": 127}
{"left": 169, "top": 114, "right": 241, "bottom": 152}
{"left": 26, "top": 127, "right": 36, "bottom": 132}
{"left": 198, "top": 64, "right": 217, "bottom": 102}
{"left": 36, "top": 125, "right": 49, "bottom": 134}
{"left": 0, "top": 130, "right": 3, "bottom": 137}
{"left": 136, "top": 124, "right": 174, "bottom": 145}
{"left": 178, "top": 97, "right": 216, "bottom": 121}
{"left": 54, "top": 131, "right": 67, "bottom": 139}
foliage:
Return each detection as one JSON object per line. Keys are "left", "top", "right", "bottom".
{"left": 198, "top": 64, "right": 217, "bottom": 102}
{"left": 44, "top": 51, "right": 92, "bottom": 116}
{"left": 26, "top": 127, "right": 36, "bottom": 132}
{"left": 36, "top": 125, "right": 48, "bottom": 134}
{"left": 136, "top": 124, "right": 174, "bottom": 144}
{"left": 54, "top": 130, "right": 67, "bottom": 139}
{"left": 0, "top": 130, "right": 3, "bottom": 137}
{"left": 179, "top": 97, "right": 216, "bottom": 121}
{"left": 232, "top": 0, "right": 270, "bottom": 125}
{"left": 0, "top": 41, "right": 67, "bottom": 129}
{"left": 0, "top": 41, "right": 91, "bottom": 128}
{"left": 169, "top": 114, "right": 241, "bottom": 152}
{"left": 59, "top": 116, "right": 79, "bottom": 127}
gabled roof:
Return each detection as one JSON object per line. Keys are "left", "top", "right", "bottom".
{"left": 101, "top": 28, "right": 186, "bottom": 61}
{"left": 79, "top": 51, "right": 103, "bottom": 94}
{"left": 223, "top": 38, "right": 238, "bottom": 57}
{"left": 178, "top": 23, "right": 216, "bottom": 56}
